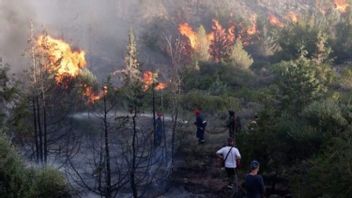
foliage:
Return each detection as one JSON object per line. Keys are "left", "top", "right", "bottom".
{"left": 194, "top": 25, "right": 211, "bottom": 62}
{"left": 29, "top": 168, "right": 71, "bottom": 198}
{"left": 122, "top": 30, "right": 142, "bottom": 86}
{"left": 180, "top": 90, "right": 240, "bottom": 114}
{"left": 274, "top": 19, "right": 327, "bottom": 62}
{"left": 227, "top": 39, "right": 254, "bottom": 70}
{"left": 0, "top": 135, "right": 71, "bottom": 198}
{"left": 273, "top": 54, "right": 334, "bottom": 112}
{"left": 294, "top": 127, "right": 352, "bottom": 197}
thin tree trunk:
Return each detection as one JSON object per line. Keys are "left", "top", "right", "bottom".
{"left": 152, "top": 85, "right": 156, "bottom": 146}
{"left": 36, "top": 96, "right": 43, "bottom": 163}
{"left": 43, "top": 94, "right": 48, "bottom": 164}
{"left": 32, "top": 96, "right": 39, "bottom": 162}
{"left": 103, "top": 95, "right": 112, "bottom": 198}
{"left": 171, "top": 103, "right": 178, "bottom": 165}
{"left": 130, "top": 106, "right": 138, "bottom": 198}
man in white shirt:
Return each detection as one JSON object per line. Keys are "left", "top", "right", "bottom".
{"left": 216, "top": 138, "right": 241, "bottom": 188}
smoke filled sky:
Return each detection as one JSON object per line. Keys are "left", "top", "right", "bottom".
{"left": 0, "top": 0, "right": 324, "bottom": 76}
{"left": 0, "top": 0, "right": 145, "bottom": 75}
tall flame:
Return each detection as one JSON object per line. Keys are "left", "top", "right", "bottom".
{"left": 178, "top": 23, "right": 214, "bottom": 50}
{"left": 178, "top": 23, "right": 198, "bottom": 48}
{"left": 36, "top": 34, "right": 105, "bottom": 104}
{"left": 268, "top": 14, "right": 284, "bottom": 28}
{"left": 36, "top": 35, "right": 87, "bottom": 84}
{"left": 334, "top": 0, "right": 349, "bottom": 13}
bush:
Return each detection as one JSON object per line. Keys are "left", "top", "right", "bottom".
{"left": 228, "top": 40, "right": 254, "bottom": 70}
{"left": 180, "top": 90, "right": 240, "bottom": 114}
{"left": 0, "top": 135, "right": 71, "bottom": 198}
{"left": 29, "top": 168, "right": 71, "bottom": 198}
{"left": 292, "top": 127, "right": 352, "bottom": 197}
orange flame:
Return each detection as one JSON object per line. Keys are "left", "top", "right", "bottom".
{"left": 268, "top": 14, "right": 284, "bottom": 28}
{"left": 143, "top": 71, "right": 154, "bottom": 91}
{"left": 179, "top": 23, "right": 214, "bottom": 50}
{"left": 179, "top": 23, "right": 197, "bottom": 48}
{"left": 83, "top": 85, "right": 107, "bottom": 104}
{"left": 36, "top": 35, "right": 87, "bottom": 85}
{"left": 286, "top": 11, "right": 299, "bottom": 23}
{"left": 334, "top": 0, "right": 349, "bottom": 13}
{"left": 155, "top": 82, "right": 167, "bottom": 91}
{"left": 143, "top": 71, "right": 167, "bottom": 91}
{"left": 247, "top": 15, "right": 257, "bottom": 35}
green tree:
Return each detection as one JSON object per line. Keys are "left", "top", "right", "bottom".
{"left": 273, "top": 53, "right": 334, "bottom": 112}
{"left": 228, "top": 39, "right": 254, "bottom": 70}
{"left": 195, "top": 25, "right": 210, "bottom": 62}
{"left": 122, "top": 30, "right": 141, "bottom": 86}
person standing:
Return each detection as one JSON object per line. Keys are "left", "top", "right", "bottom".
{"left": 194, "top": 109, "right": 207, "bottom": 144}
{"left": 216, "top": 138, "right": 241, "bottom": 188}
{"left": 244, "top": 160, "right": 265, "bottom": 198}
{"left": 155, "top": 112, "right": 163, "bottom": 147}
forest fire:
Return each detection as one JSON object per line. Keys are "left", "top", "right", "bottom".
{"left": 268, "top": 14, "right": 284, "bottom": 28}
{"left": 334, "top": 0, "right": 349, "bottom": 13}
{"left": 36, "top": 35, "right": 87, "bottom": 85}
{"left": 36, "top": 35, "right": 104, "bottom": 104}
{"left": 178, "top": 23, "right": 214, "bottom": 49}
{"left": 178, "top": 23, "right": 198, "bottom": 48}
{"left": 178, "top": 19, "right": 257, "bottom": 61}
{"left": 143, "top": 71, "right": 167, "bottom": 91}
{"left": 82, "top": 85, "right": 107, "bottom": 104}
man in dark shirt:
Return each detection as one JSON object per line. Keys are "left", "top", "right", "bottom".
{"left": 244, "top": 160, "right": 265, "bottom": 198}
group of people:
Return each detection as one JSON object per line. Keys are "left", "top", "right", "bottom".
{"left": 194, "top": 109, "right": 265, "bottom": 198}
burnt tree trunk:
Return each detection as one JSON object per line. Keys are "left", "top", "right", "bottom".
{"left": 43, "top": 94, "right": 48, "bottom": 164}
{"left": 130, "top": 106, "right": 138, "bottom": 198}
{"left": 103, "top": 95, "right": 112, "bottom": 198}
{"left": 36, "top": 96, "right": 43, "bottom": 163}
{"left": 32, "top": 96, "right": 40, "bottom": 162}
{"left": 152, "top": 84, "right": 156, "bottom": 147}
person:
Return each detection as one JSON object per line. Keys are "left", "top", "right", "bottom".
{"left": 194, "top": 109, "right": 207, "bottom": 144}
{"left": 216, "top": 138, "right": 241, "bottom": 189}
{"left": 155, "top": 112, "right": 163, "bottom": 147}
{"left": 226, "top": 110, "right": 236, "bottom": 138}
{"left": 244, "top": 160, "right": 265, "bottom": 198}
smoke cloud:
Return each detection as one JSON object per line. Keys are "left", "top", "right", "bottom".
{"left": 0, "top": 0, "right": 34, "bottom": 72}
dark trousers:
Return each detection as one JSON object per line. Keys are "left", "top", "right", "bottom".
{"left": 196, "top": 128, "right": 204, "bottom": 142}
{"left": 225, "top": 167, "right": 235, "bottom": 184}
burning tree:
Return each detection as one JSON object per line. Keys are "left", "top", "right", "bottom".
{"left": 209, "top": 19, "right": 235, "bottom": 63}
{"left": 29, "top": 31, "right": 101, "bottom": 165}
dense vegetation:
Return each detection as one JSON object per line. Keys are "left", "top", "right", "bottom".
{"left": 1, "top": 0, "right": 352, "bottom": 197}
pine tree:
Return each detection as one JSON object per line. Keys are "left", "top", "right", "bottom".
{"left": 274, "top": 53, "right": 334, "bottom": 112}
{"left": 195, "top": 25, "right": 210, "bottom": 61}
{"left": 122, "top": 30, "right": 141, "bottom": 86}
{"left": 229, "top": 39, "right": 254, "bottom": 69}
